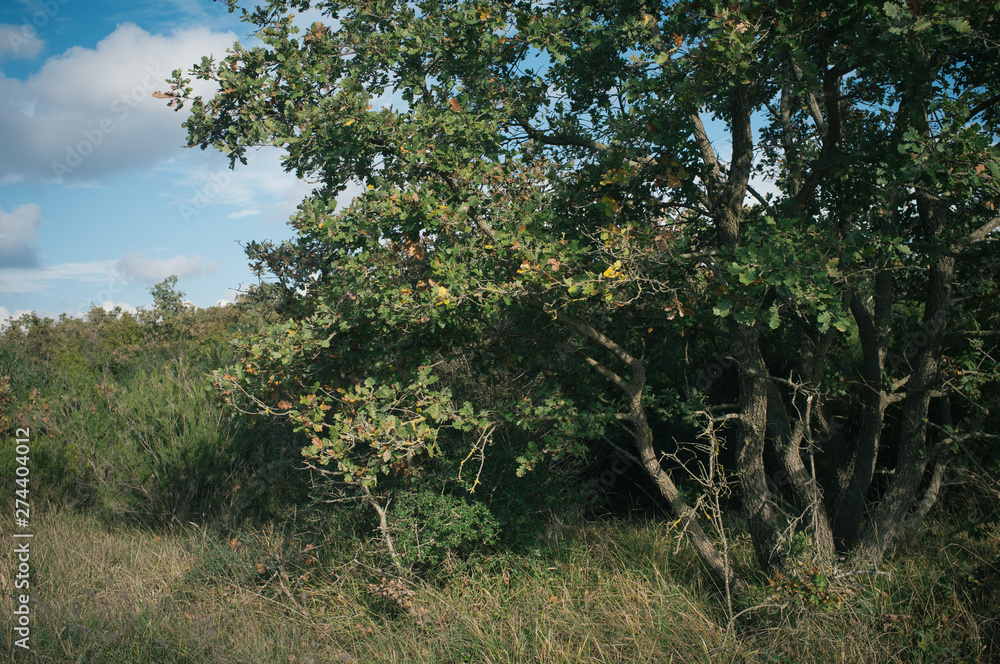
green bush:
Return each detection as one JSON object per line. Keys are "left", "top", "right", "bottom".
{"left": 98, "top": 361, "right": 240, "bottom": 523}
{"left": 0, "top": 296, "right": 306, "bottom": 526}
{"left": 388, "top": 489, "right": 499, "bottom": 571}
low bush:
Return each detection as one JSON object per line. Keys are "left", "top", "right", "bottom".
{"left": 388, "top": 489, "right": 500, "bottom": 572}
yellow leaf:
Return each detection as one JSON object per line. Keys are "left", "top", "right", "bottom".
{"left": 342, "top": 118, "right": 355, "bottom": 126}
{"left": 599, "top": 196, "right": 620, "bottom": 213}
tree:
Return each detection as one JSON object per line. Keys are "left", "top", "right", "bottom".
{"left": 166, "top": 0, "right": 1000, "bottom": 585}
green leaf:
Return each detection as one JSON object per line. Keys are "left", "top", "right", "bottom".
{"left": 769, "top": 305, "right": 780, "bottom": 330}
{"left": 949, "top": 17, "right": 971, "bottom": 33}
{"left": 713, "top": 297, "right": 732, "bottom": 317}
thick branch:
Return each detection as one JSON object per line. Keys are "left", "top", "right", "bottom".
{"left": 516, "top": 119, "right": 610, "bottom": 152}
{"left": 791, "top": 69, "right": 842, "bottom": 210}
{"left": 789, "top": 57, "right": 828, "bottom": 137}
{"left": 527, "top": 298, "right": 642, "bottom": 387}
{"left": 952, "top": 215, "right": 1000, "bottom": 253}
{"left": 766, "top": 384, "right": 835, "bottom": 560}
{"left": 689, "top": 111, "right": 725, "bottom": 199}
{"left": 363, "top": 485, "right": 406, "bottom": 576}
{"left": 969, "top": 92, "right": 1000, "bottom": 120}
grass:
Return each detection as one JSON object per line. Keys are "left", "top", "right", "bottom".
{"left": 2, "top": 508, "right": 998, "bottom": 663}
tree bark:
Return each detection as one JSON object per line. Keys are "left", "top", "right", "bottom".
{"left": 732, "top": 322, "right": 785, "bottom": 572}
{"left": 904, "top": 459, "right": 947, "bottom": 533}
{"left": 835, "top": 279, "right": 891, "bottom": 545}
{"left": 856, "top": 193, "right": 954, "bottom": 563}
{"left": 717, "top": 85, "right": 786, "bottom": 573}
{"left": 766, "top": 383, "right": 835, "bottom": 562}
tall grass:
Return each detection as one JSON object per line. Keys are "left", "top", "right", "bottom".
{"left": 3, "top": 508, "right": 996, "bottom": 663}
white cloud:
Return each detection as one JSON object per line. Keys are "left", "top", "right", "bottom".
{"left": 158, "top": 149, "right": 320, "bottom": 225}
{"left": 116, "top": 251, "right": 218, "bottom": 283}
{"left": 0, "top": 203, "right": 43, "bottom": 267}
{"left": 215, "top": 286, "right": 242, "bottom": 306}
{"left": 0, "top": 305, "right": 33, "bottom": 327}
{"left": 0, "top": 259, "right": 117, "bottom": 293}
{"left": 99, "top": 301, "right": 137, "bottom": 314}
{"left": 0, "top": 22, "right": 237, "bottom": 184}
{"left": 0, "top": 23, "right": 44, "bottom": 60}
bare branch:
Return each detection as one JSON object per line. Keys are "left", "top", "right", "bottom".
{"left": 690, "top": 111, "right": 724, "bottom": 196}
{"left": 746, "top": 183, "right": 776, "bottom": 216}
{"left": 788, "top": 56, "right": 827, "bottom": 136}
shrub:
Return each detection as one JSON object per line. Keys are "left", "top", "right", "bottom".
{"left": 388, "top": 489, "right": 499, "bottom": 572}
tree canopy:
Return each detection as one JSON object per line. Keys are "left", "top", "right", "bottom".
{"left": 166, "top": 0, "right": 1000, "bottom": 586}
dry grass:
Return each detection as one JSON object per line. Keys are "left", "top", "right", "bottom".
{"left": 2, "top": 509, "right": 996, "bottom": 663}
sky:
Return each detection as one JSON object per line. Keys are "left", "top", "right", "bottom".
{"left": 0, "top": 0, "right": 344, "bottom": 323}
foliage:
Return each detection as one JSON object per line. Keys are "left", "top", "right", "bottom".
{"left": 387, "top": 488, "right": 499, "bottom": 571}
{"left": 767, "top": 567, "right": 840, "bottom": 611}
{"left": 0, "top": 280, "right": 302, "bottom": 524}
{"left": 167, "top": 0, "right": 1000, "bottom": 584}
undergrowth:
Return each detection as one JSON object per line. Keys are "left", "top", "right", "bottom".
{"left": 2, "top": 508, "right": 996, "bottom": 663}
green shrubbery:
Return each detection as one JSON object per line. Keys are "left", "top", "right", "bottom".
{"left": 388, "top": 489, "right": 500, "bottom": 571}
{"left": 0, "top": 280, "right": 303, "bottom": 527}
{"left": 1, "top": 275, "right": 999, "bottom": 662}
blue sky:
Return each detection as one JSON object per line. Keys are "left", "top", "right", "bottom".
{"left": 0, "top": 0, "right": 340, "bottom": 322}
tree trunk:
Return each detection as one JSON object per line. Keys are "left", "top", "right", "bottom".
{"left": 905, "top": 459, "right": 947, "bottom": 533}
{"left": 708, "top": 85, "right": 786, "bottom": 573}
{"left": 630, "top": 399, "right": 744, "bottom": 591}
{"left": 856, "top": 194, "right": 954, "bottom": 562}
{"left": 732, "top": 322, "right": 786, "bottom": 572}
{"left": 539, "top": 301, "right": 743, "bottom": 589}
{"left": 835, "top": 278, "right": 891, "bottom": 546}
{"left": 766, "top": 383, "right": 835, "bottom": 562}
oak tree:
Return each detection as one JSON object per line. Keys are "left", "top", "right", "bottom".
{"left": 168, "top": 0, "right": 1000, "bottom": 585}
